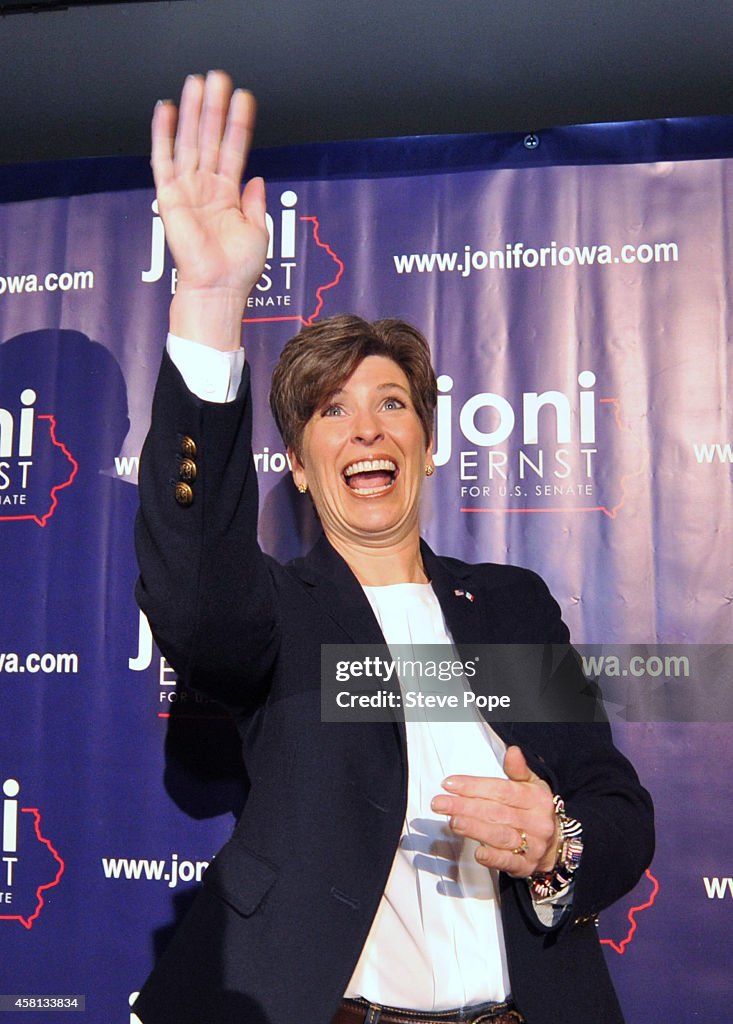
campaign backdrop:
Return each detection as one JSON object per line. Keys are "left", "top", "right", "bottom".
{"left": 1, "top": 118, "right": 731, "bottom": 1023}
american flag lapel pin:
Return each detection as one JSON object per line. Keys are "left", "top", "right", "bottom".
{"left": 454, "top": 589, "right": 475, "bottom": 602}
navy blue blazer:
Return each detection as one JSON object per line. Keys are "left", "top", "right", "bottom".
{"left": 134, "top": 353, "right": 654, "bottom": 1024}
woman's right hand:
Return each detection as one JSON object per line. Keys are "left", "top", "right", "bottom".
{"left": 151, "top": 71, "right": 269, "bottom": 350}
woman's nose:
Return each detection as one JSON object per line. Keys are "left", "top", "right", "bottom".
{"left": 352, "top": 410, "right": 383, "bottom": 445}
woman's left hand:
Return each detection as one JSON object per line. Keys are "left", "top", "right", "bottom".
{"left": 431, "top": 745, "right": 559, "bottom": 878}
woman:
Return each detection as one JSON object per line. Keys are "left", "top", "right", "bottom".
{"left": 134, "top": 72, "right": 654, "bottom": 1024}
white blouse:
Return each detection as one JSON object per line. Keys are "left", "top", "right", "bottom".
{"left": 344, "top": 582, "right": 511, "bottom": 1010}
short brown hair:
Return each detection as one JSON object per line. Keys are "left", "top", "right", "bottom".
{"left": 270, "top": 315, "right": 437, "bottom": 458}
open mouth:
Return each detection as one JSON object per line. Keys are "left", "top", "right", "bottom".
{"left": 343, "top": 458, "right": 398, "bottom": 496}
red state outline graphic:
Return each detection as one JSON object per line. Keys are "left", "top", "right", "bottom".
{"left": 459, "top": 394, "right": 649, "bottom": 519}
{"left": 0, "top": 807, "right": 65, "bottom": 929}
{"left": 0, "top": 414, "right": 78, "bottom": 527}
{"left": 243, "top": 215, "right": 344, "bottom": 326}
{"left": 599, "top": 868, "right": 660, "bottom": 955}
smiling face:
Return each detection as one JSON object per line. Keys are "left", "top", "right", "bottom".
{"left": 289, "top": 355, "right": 433, "bottom": 554}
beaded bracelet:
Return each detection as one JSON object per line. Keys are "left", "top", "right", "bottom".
{"left": 529, "top": 794, "right": 583, "bottom": 901}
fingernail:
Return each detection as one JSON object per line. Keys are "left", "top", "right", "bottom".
{"left": 451, "top": 816, "right": 466, "bottom": 832}
{"left": 431, "top": 796, "right": 450, "bottom": 812}
{"left": 442, "top": 778, "right": 461, "bottom": 790}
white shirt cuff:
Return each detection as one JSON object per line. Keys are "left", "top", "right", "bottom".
{"left": 166, "top": 333, "right": 245, "bottom": 403}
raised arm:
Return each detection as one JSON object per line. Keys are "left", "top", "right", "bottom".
{"left": 151, "top": 71, "right": 269, "bottom": 349}
{"left": 136, "top": 73, "right": 279, "bottom": 708}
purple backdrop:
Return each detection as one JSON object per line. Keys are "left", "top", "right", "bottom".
{"left": 1, "top": 119, "right": 731, "bottom": 1022}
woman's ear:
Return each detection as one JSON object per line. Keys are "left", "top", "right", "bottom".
{"left": 287, "top": 447, "right": 307, "bottom": 492}
{"left": 425, "top": 436, "right": 435, "bottom": 475}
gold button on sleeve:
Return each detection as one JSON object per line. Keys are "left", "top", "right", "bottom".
{"left": 179, "top": 458, "right": 197, "bottom": 483}
{"left": 174, "top": 482, "right": 194, "bottom": 507}
{"left": 180, "top": 435, "right": 197, "bottom": 457}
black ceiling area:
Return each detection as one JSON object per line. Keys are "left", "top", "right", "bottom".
{"left": 1, "top": 0, "right": 732, "bottom": 166}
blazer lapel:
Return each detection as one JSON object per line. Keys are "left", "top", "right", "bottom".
{"left": 289, "top": 533, "right": 532, "bottom": 754}
{"left": 291, "top": 533, "right": 407, "bottom": 765}
{"left": 290, "top": 535, "right": 551, "bottom": 775}
{"left": 421, "top": 540, "right": 519, "bottom": 748}
{"left": 422, "top": 540, "right": 497, "bottom": 645}
{"left": 291, "top": 534, "right": 511, "bottom": 647}
{"left": 289, "top": 532, "right": 385, "bottom": 644}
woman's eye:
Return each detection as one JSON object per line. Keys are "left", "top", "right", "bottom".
{"left": 383, "top": 397, "right": 405, "bottom": 411}
{"left": 322, "top": 404, "right": 343, "bottom": 417}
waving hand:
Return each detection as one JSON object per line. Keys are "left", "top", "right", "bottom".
{"left": 151, "top": 71, "right": 269, "bottom": 349}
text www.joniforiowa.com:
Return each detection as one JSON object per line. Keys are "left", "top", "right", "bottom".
{"left": 392, "top": 240, "right": 679, "bottom": 275}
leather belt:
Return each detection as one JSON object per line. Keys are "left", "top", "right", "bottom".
{"left": 332, "top": 997, "right": 526, "bottom": 1024}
